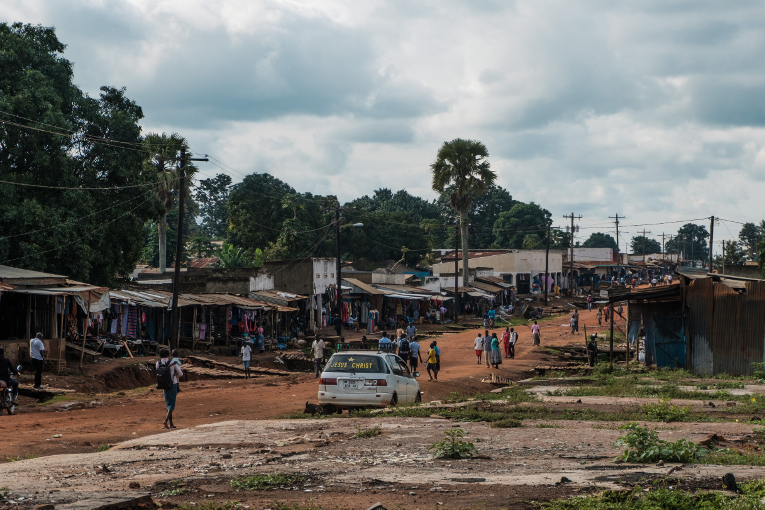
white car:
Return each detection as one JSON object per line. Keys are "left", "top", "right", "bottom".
{"left": 318, "top": 351, "right": 421, "bottom": 411}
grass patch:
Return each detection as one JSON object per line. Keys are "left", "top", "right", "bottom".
{"left": 353, "top": 425, "right": 381, "bottom": 438}
{"left": 546, "top": 377, "right": 739, "bottom": 402}
{"left": 160, "top": 488, "right": 187, "bottom": 497}
{"left": 695, "top": 381, "right": 745, "bottom": 390}
{"left": 698, "top": 449, "right": 765, "bottom": 466}
{"left": 94, "top": 445, "right": 110, "bottom": 453}
{"left": 36, "top": 394, "right": 78, "bottom": 406}
{"left": 0, "top": 487, "right": 8, "bottom": 500}
{"left": 541, "top": 479, "right": 765, "bottom": 509}
{"left": 490, "top": 418, "right": 523, "bottom": 428}
{"left": 535, "top": 423, "right": 563, "bottom": 428}
{"left": 2, "top": 453, "right": 39, "bottom": 462}
{"left": 230, "top": 473, "right": 306, "bottom": 490}
{"left": 613, "top": 423, "right": 709, "bottom": 463}
{"left": 429, "top": 428, "right": 477, "bottom": 459}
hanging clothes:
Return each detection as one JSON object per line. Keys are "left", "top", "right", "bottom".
{"left": 127, "top": 306, "right": 138, "bottom": 338}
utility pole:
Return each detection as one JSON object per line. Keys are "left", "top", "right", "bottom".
{"left": 660, "top": 233, "right": 666, "bottom": 278}
{"left": 544, "top": 221, "right": 551, "bottom": 306}
{"left": 169, "top": 147, "right": 208, "bottom": 350}
{"left": 609, "top": 214, "right": 623, "bottom": 283}
{"left": 722, "top": 240, "right": 726, "bottom": 275}
{"left": 454, "top": 225, "right": 460, "bottom": 325}
{"left": 563, "top": 213, "right": 582, "bottom": 295}
{"left": 335, "top": 200, "right": 342, "bottom": 339}
{"left": 708, "top": 216, "right": 715, "bottom": 272}
{"left": 640, "top": 228, "right": 652, "bottom": 280}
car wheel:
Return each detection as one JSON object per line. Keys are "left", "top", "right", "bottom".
{"left": 390, "top": 392, "right": 398, "bottom": 407}
{"left": 415, "top": 391, "right": 422, "bottom": 404}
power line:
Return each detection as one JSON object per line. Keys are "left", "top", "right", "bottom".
{"left": 0, "top": 175, "right": 183, "bottom": 191}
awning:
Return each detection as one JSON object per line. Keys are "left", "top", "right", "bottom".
{"left": 8, "top": 285, "right": 111, "bottom": 312}
{"left": 342, "top": 278, "right": 386, "bottom": 295}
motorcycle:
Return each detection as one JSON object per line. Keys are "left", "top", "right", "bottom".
{"left": 0, "top": 365, "right": 21, "bottom": 416}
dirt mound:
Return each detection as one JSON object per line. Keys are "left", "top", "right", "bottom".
{"left": 100, "top": 362, "right": 156, "bottom": 391}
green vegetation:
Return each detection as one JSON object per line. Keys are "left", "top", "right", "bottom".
{"left": 542, "top": 478, "right": 765, "bottom": 509}
{"left": 429, "top": 428, "right": 477, "bottom": 459}
{"left": 94, "top": 445, "right": 111, "bottom": 453}
{"left": 638, "top": 400, "right": 692, "bottom": 423}
{"left": 0, "top": 487, "right": 8, "bottom": 500}
{"left": 2, "top": 453, "right": 39, "bottom": 462}
{"left": 230, "top": 473, "right": 306, "bottom": 490}
{"left": 535, "top": 423, "right": 564, "bottom": 428}
{"left": 353, "top": 425, "right": 382, "bottom": 438}
{"left": 613, "top": 423, "right": 708, "bottom": 463}
{"left": 160, "top": 488, "right": 188, "bottom": 497}
{"left": 490, "top": 418, "right": 523, "bottom": 428}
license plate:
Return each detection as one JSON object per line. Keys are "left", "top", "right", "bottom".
{"left": 343, "top": 380, "right": 357, "bottom": 389}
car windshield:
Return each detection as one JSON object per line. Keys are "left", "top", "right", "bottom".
{"left": 325, "top": 354, "right": 385, "bottom": 374}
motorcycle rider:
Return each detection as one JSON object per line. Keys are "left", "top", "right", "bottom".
{"left": 0, "top": 348, "right": 19, "bottom": 404}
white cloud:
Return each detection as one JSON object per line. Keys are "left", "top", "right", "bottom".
{"left": 4, "top": 0, "right": 765, "bottom": 252}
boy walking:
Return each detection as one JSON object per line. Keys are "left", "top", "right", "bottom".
{"left": 241, "top": 341, "right": 252, "bottom": 379}
{"left": 312, "top": 335, "right": 325, "bottom": 378}
{"left": 531, "top": 321, "right": 541, "bottom": 346}
{"left": 474, "top": 333, "right": 484, "bottom": 364}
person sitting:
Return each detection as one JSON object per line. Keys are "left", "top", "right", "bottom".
{"left": 347, "top": 316, "right": 359, "bottom": 332}
{"left": 0, "top": 348, "right": 19, "bottom": 404}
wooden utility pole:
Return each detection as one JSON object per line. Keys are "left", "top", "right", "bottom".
{"left": 80, "top": 291, "right": 91, "bottom": 369}
{"left": 168, "top": 148, "right": 207, "bottom": 350}
{"left": 544, "top": 221, "right": 551, "bottom": 305}
{"left": 454, "top": 225, "right": 460, "bottom": 324}
{"left": 708, "top": 216, "right": 715, "bottom": 272}
{"left": 609, "top": 214, "right": 623, "bottom": 282}
{"left": 335, "top": 199, "right": 342, "bottom": 338}
{"left": 563, "top": 213, "right": 581, "bottom": 295}
{"left": 609, "top": 299, "right": 615, "bottom": 368}
{"left": 722, "top": 240, "right": 726, "bottom": 274}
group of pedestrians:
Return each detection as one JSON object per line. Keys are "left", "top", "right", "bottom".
{"left": 474, "top": 326, "right": 521, "bottom": 369}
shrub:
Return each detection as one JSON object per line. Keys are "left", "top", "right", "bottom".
{"left": 613, "top": 423, "right": 708, "bottom": 463}
{"left": 230, "top": 473, "right": 306, "bottom": 490}
{"left": 429, "top": 428, "right": 477, "bottom": 459}
{"left": 753, "top": 362, "right": 765, "bottom": 380}
{"left": 639, "top": 399, "right": 691, "bottom": 422}
{"left": 353, "top": 425, "right": 382, "bottom": 438}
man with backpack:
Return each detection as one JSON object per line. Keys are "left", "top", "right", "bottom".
{"left": 156, "top": 348, "right": 183, "bottom": 429}
{"left": 398, "top": 335, "right": 411, "bottom": 362}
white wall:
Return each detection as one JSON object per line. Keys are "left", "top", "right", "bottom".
{"left": 371, "top": 273, "right": 407, "bottom": 285}
{"left": 312, "top": 257, "right": 337, "bottom": 294}
{"left": 250, "top": 273, "right": 274, "bottom": 292}
{"left": 572, "top": 248, "right": 613, "bottom": 261}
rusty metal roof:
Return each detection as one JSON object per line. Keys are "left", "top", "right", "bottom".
{"left": 342, "top": 278, "right": 386, "bottom": 295}
{"left": 109, "top": 289, "right": 296, "bottom": 311}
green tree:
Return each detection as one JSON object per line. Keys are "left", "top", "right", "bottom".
{"left": 341, "top": 210, "right": 427, "bottom": 266}
{"left": 665, "top": 224, "right": 710, "bottom": 262}
{"left": 0, "top": 23, "right": 162, "bottom": 286}
{"left": 630, "top": 235, "right": 661, "bottom": 255}
{"left": 739, "top": 222, "right": 763, "bottom": 261}
{"left": 194, "top": 173, "right": 232, "bottom": 239}
{"left": 188, "top": 235, "right": 215, "bottom": 257}
{"left": 582, "top": 232, "right": 618, "bottom": 250}
{"left": 226, "top": 173, "right": 299, "bottom": 251}
{"left": 492, "top": 202, "right": 551, "bottom": 249}
{"left": 431, "top": 139, "right": 496, "bottom": 279}
{"left": 757, "top": 240, "right": 765, "bottom": 278}
{"left": 437, "top": 184, "right": 516, "bottom": 249}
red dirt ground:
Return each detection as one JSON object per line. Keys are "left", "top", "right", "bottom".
{"left": 2, "top": 303, "right": 619, "bottom": 461}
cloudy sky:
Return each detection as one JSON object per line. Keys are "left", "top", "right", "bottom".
{"left": 5, "top": 0, "right": 765, "bottom": 251}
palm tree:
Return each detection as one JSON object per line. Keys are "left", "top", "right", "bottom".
{"left": 431, "top": 139, "right": 496, "bottom": 283}
{"left": 143, "top": 133, "right": 197, "bottom": 273}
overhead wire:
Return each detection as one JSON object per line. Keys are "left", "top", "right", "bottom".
{"left": 0, "top": 193, "right": 156, "bottom": 265}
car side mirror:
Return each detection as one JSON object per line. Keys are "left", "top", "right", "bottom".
{"left": 414, "top": 371, "right": 420, "bottom": 378}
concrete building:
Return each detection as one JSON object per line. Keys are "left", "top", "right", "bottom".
{"left": 263, "top": 257, "right": 337, "bottom": 296}
{"left": 133, "top": 267, "right": 274, "bottom": 295}
{"left": 433, "top": 250, "right": 563, "bottom": 294}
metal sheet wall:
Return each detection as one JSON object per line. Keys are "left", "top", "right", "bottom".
{"left": 687, "top": 279, "right": 714, "bottom": 375}
{"left": 687, "top": 279, "right": 765, "bottom": 377}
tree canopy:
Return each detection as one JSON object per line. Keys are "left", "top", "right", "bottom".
{"left": 195, "top": 173, "right": 232, "bottom": 239}
{"left": 0, "top": 23, "right": 162, "bottom": 286}
{"left": 581, "top": 232, "right": 617, "bottom": 250}
{"left": 630, "top": 235, "right": 661, "bottom": 255}
{"left": 665, "top": 223, "right": 710, "bottom": 262}
{"left": 492, "top": 202, "right": 551, "bottom": 249}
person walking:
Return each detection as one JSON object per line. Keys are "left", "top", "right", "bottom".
{"left": 156, "top": 348, "right": 183, "bottom": 429}
{"left": 426, "top": 342, "right": 439, "bottom": 381}
{"left": 406, "top": 322, "right": 417, "bottom": 341}
{"left": 531, "top": 321, "right": 541, "bottom": 346}
{"left": 570, "top": 314, "right": 577, "bottom": 335}
{"left": 482, "top": 330, "right": 492, "bottom": 367}
{"left": 30, "top": 332, "right": 45, "bottom": 389}
{"left": 483, "top": 311, "right": 490, "bottom": 330}
{"left": 398, "top": 334, "right": 411, "bottom": 362}
{"left": 490, "top": 332, "right": 502, "bottom": 369}
{"left": 312, "top": 335, "right": 325, "bottom": 378}
{"left": 587, "top": 334, "right": 599, "bottom": 367}
{"left": 409, "top": 336, "right": 423, "bottom": 372}
{"left": 509, "top": 328, "right": 517, "bottom": 359}
{"left": 587, "top": 295, "right": 593, "bottom": 311}
{"left": 597, "top": 307, "right": 603, "bottom": 326}
{"left": 572, "top": 310, "right": 579, "bottom": 334}
{"left": 474, "top": 333, "right": 484, "bottom": 365}
{"left": 488, "top": 308, "right": 496, "bottom": 328}
{"left": 433, "top": 340, "right": 441, "bottom": 374}
{"left": 502, "top": 327, "right": 511, "bottom": 358}
{"left": 241, "top": 341, "right": 252, "bottom": 379}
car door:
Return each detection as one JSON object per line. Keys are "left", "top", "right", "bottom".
{"left": 396, "top": 359, "right": 416, "bottom": 402}
{"left": 385, "top": 355, "right": 409, "bottom": 403}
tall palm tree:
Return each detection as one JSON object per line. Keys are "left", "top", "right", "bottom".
{"left": 431, "top": 138, "right": 496, "bottom": 283}
{"left": 143, "top": 133, "right": 197, "bottom": 273}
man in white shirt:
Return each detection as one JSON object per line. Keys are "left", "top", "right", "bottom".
{"left": 406, "top": 323, "right": 417, "bottom": 341}
{"left": 30, "top": 332, "right": 45, "bottom": 389}
{"left": 474, "top": 334, "right": 484, "bottom": 364}
{"left": 240, "top": 342, "right": 252, "bottom": 379}
{"left": 312, "top": 335, "right": 325, "bottom": 378}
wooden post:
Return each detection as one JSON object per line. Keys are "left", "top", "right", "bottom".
{"left": 609, "top": 299, "right": 614, "bottom": 368}
{"left": 26, "top": 295, "right": 31, "bottom": 341}
{"left": 192, "top": 306, "right": 198, "bottom": 351}
{"left": 59, "top": 296, "right": 65, "bottom": 365}
{"left": 80, "top": 291, "right": 91, "bottom": 369}
{"left": 625, "top": 301, "right": 630, "bottom": 364}
{"left": 225, "top": 306, "right": 230, "bottom": 347}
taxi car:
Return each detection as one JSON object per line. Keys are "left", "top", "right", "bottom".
{"left": 318, "top": 351, "right": 421, "bottom": 410}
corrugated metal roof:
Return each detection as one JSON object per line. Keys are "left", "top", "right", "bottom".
{"left": 250, "top": 290, "right": 306, "bottom": 301}
{"left": 342, "top": 278, "right": 386, "bottom": 295}
{"left": 109, "top": 290, "right": 296, "bottom": 311}
{"left": 469, "top": 281, "right": 503, "bottom": 294}
{"left": 0, "top": 265, "right": 67, "bottom": 281}
{"left": 476, "top": 276, "right": 512, "bottom": 288}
